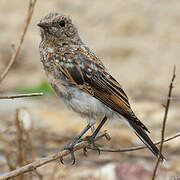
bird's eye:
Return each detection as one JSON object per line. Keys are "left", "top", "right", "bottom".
{"left": 59, "top": 20, "right": 65, "bottom": 27}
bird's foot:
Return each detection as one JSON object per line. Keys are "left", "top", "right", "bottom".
{"left": 84, "top": 135, "right": 101, "bottom": 155}
{"left": 60, "top": 143, "right": 76, "bottom": 165}
{"left": 82, "top": 130, "right": 111, "bottom": 156}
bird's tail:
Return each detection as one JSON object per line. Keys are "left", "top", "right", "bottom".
{"left": 126, "top": 119, "right": 165, "bottom": 163}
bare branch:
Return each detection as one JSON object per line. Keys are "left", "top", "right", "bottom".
{"left": 89, "top": 132, "right": 180, "bottom": 152}
{"left": 152, "top": 66, "right": 176, "bottom": 180}
{"left": 0, "top": 0, "right": 37, "bottom": 83}
{"left": 0, "top": 93, "right": 43, "bottom": 99}
{"left": 0, "top": 132, "right": 179, "bottom": 180}
{"left": 0, "top": 133, "right": 105, "bottom": 180}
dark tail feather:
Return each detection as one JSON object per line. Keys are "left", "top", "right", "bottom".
{"left": 127, "top": 119, "right": 165, "bottom": 162}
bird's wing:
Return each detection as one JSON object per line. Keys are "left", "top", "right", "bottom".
{"left": 55, "top": 47, "right": 149, "bottom": 132}
{"left": 54, "top": 47, "right": 166, "bottom": 161}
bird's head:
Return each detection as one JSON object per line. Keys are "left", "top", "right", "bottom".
{"left": 38, "top": 13, "right": 79, "bottom": 43}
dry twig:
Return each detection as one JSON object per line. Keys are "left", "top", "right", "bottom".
{"left": 0, "top": 0, "right": 37, "bottom": 83}
{"left": 152, "top": 66, "right": 176, "bottom": 180}
{"left": 3, "top": 107, "right": 43, "bottom": 180}
{"left": 0, "top": 93, "right": 43, "bottom": 99}
{"left": 0, "top": 131, "right": 179, "bottom": 180}
{"left": 89, "top": 132, "right": 180, "bottom": 152}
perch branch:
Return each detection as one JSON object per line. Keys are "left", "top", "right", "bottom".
{"left": 0, "top": 132, "right": 179, "bottom": 180}
{"left": 89, "top": 131, "right": 180, "bottom": 152}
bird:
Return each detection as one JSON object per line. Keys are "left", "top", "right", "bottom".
{"left": 38, "top": 13, "right": 165, "bottom": 164}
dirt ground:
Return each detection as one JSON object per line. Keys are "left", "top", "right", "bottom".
{"left": 0, "top": 0, "right": 180, "bottom": 179}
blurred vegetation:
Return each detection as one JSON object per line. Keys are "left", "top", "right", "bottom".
{"left": 15, "top": 79, "right": 55, "bottom": 95}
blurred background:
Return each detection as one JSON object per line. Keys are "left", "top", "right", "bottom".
{"left": 0, "top": 0, "right": 180, "bottom": 179}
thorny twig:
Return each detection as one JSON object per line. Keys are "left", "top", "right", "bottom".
{"left": 152, "top": 66, "right": 176, "bottom": 180}
{"left": 0, "top": 0, "right": 37, "bottom": 83}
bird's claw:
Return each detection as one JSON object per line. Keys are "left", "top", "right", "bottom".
{"left": 60, "top": 157, "right": 64, "bottom": 164}
{"left": 82, "top": 131, "right": 111, "bottom": 156}
{"left": 60, "top": 143, "right": 76, "bottom": 165}
{"left": 85, "top": 135, "right": 101, "bottom": 155}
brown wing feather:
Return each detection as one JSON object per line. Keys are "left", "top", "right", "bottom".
{"left": 55, "top": 48, "right": 149, "bottom": 133}
{"left": 83, "top": 71, "right": 149, "bottom": 132}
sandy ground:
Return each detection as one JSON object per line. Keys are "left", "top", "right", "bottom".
{"left": 0, "top": 0, "right": 180, "bottom": 179}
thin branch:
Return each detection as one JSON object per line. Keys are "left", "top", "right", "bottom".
{"left": 152, "top": 66, "right": 176, "bottom": 180}
{"left": 0, "top": 132, "right": 179, "bottom": 180}
{"left": 0, "top": 93, "right": 43, "bottom": 99}
{"left": 0, "top": 133, "right": 105, "bottom": 180}
{"left": 0, "top": 0, "right": 37, "bottom": 83}
{"left": 15, "top": 109, "right": 26, "bottom": 167}
{"left": 89, "top": 132, "right": 180, "bottom": 152}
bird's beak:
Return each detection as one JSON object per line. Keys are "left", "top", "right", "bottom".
{"left": 37, "top": 22, "right": 49, "bottom": 29}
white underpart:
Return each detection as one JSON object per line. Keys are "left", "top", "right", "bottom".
{"left": 66, "top": 87, "right": 119, "bottom": 125}
{"left": 47, "top": 72, "right": 120, "bottom": 125}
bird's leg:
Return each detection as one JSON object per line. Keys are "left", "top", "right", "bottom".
{"left": 92, "top": 116, "right": 108, "bottom": 138}
{"left": 84, "top": 116, "right": 108, "bottom": 155}
{"left": 90, "top": 119, "right": 111, "bottom": 141}
{"left": 83, "top": 124, "right": 95, "bottom": 156}
{"left": 60, "top": 123, "right": 92, "bottom": 164}
{"left": 90, "top": 124, "right": 110, "bottom": 138}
